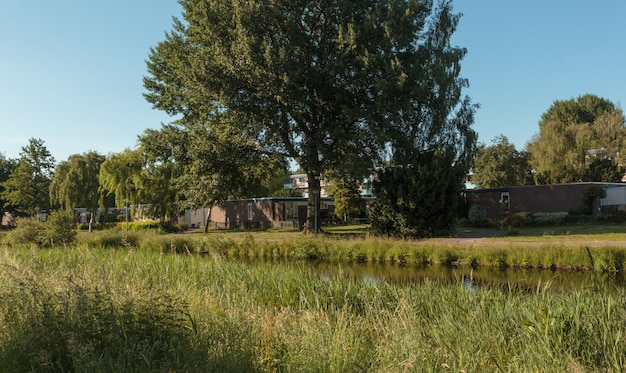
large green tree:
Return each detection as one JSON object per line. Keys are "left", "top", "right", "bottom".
{"left": 327, "top": 177, "right": 365, "bottom": 223}
{"left": 137, "top": 125, "right": 188, "bottom": 223}
{"left": 98, "top": 149, "right": 143, "bottom": 211}
{"left": 144, "top": 0, "right": 475, "bottom": 232}
{"left": 50, "top": 151, "right": 106, "bottom": 231}
{"left": 177, "top": 119, "right": 283, "bottom": 232}
{"left": 0, "top": 153, "right": 18, "bottom": 217}
{"left": 471, "top": 135, "right": 533, "bottom": 188}
{"left": 527, "top": 94, "right": 626, "bottom": 184}
{"left": 2, "top": 138, "right": 56, "bottom": 216}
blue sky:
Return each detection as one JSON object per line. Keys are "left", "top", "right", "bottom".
{"left": 1, "top": 1, "right": 625, "bottom": 163}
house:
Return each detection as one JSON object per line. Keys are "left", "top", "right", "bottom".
{"left": 286, "top": 173, "right": 376, "bottom": 197}
{"left": 466, "top": 182, "right": 626, "bottom": 220}
{"left": 184, "top": 197, "right": 335, "bottom": 230}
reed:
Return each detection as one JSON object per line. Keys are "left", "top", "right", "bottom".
{"left": 141, "top": 233, "right": 626, "bottom": 273}
{"left": 1, "top": 245, "right": 625, "bottom": 372}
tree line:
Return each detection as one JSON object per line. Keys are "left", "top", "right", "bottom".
{"left": 472, "top": 94, "right": 626, "bottom": 189}
{"left": 2, "top": 0, "right": 623, "bottom": 238}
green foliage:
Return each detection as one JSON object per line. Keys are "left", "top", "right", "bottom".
{"left": 505, "top": 212, "right": 569, "bottom": 227}
{"left": 0, "top": 270, "right": 194, "bottom": 372}
{"left": 582, "top": 158, "right": 624, "bottom": 182}
{"left": 50, "top": 151, "right": 107, "bottom": 232}
{"left": 527, "top": 94, "right": 626, "bottom": 184}
{"left": 98, "top": 148, "right": 143, "bottom": 209}
{"left": 177, "top": 122, "right": 283, "bottom": 215}
{"left": 531, "top": 212, "right": 569, "bottom": 226}
{"left": 50, "top": 152, "right": 106, "bottom": 212}
{"left": 42, "top": 210, "right": 77, "bottom": 248}
{"left": 472, "top": 135, "right": 533, "bottom": 188}
{"left": 468, "top": 205, "right": 488, "bottom": 226}
{"left": 1, "top": 246, "right": 626, "bottom": 372}
{"left": 582, "top": 184, "right": 607, "bottom": 214}
{"left": 4, "top": 217, "right": 46, "bottom": 246}
{"left": 369, "top": 151, "right": 465, "bottom": 238}
{"left": 505, "top": 212, "right": 531, "bottom": 227}
{"left": 136, "top": 125, "right": 188, "bottom": 222}
{"left": 1, "top": 138, "right": 55, "bottom": 215}
{"left": 80, "top": 230, "right": 140, "bottom": 248}
{"left": 328, "top": 177, "right": 366, "bottom": 223}
{"left": 144, "top": 0, "right": 476, "bottom": 231}
{"left": 0, "top": 153, "right": 17, "bottom": 215}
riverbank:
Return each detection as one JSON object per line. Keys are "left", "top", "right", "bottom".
{"left": 1, "top": 246, "right": 625, "bottom": 372}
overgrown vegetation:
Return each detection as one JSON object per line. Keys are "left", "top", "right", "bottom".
{"left": 369, "top": 151, "right": 466, "bottom": 238}
{"left": 4, "top": 212, "right": 76, "bottom": 248}
{"left": 0, "top": 246, "right": 624, "bottom": 372}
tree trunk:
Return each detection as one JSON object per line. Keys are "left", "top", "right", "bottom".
{"left": 204, "top": 205, "right": 213, "bottom": 233}
{"left": 303, "top": 173, "right": 321, "bottom": 234}
{"left": 88, "top": 211, "right": 94, "bottom": 233}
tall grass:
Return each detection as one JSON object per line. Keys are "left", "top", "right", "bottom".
{"left": 0, "top": 245, "right": 625, "bottom": 372}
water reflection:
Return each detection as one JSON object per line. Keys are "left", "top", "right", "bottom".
{"left": 250, "top": 259, "right": 626, "bottom": 292}
{"left": 311, "top": 261, "right": 626, "bottom": 292}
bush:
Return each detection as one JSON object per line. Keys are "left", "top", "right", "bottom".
{"left": 5, "top": 218, "right": 46, "bottom": 246}
{"left": 369, "top": 151, "right": 465, "bottom": 238}
{"left": 468, "top": 205, "right": 488, "bottom": 227}
{"left": 598, "top": 209, "right": 626, "bottom": 224}
{"left": 42, "top": 211, "right": 77, "bottom": 247}
{"left": 79, "top": 230, "right": 140, "bottom": 248}
{"left": 505, "top": 212, "right": 530, "bottom": 228}
{"left": 582, "top": 185, "right": 607, "bottom": 214}
{"left": 532, "top": 212, "right": 568, "bottom": 226}
{"left": 158, "top": 222, "right": 188, "bottom": 233}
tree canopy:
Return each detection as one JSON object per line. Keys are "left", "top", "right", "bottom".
{"left": 144, "top": 0, "right": 476, "bottom": 232}
{"left": 527, "top": 94, "right": 626, "bottom": 184}
{"left": 0, "top": 153, "right": 17, "bottom": 215}
{"left": 369, "top": 150, "right": 465, "bottom": 238}
{"left": 471, "top": 135, "right": 532, "bottom": 189}
{"left": 50, "top": 151, "right": 106, "bottom": 230}
{"left": 98, "top": 149, "right": 144, "bottom": 210}
{"left": 1, "top": 138, "right": 55, "bottom": 215}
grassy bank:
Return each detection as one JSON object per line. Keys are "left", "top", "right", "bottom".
{"left": 0, "top": 246, "right": 625, "bottom": 372}
{"left": 67, "top": 228, "right": 626, "bottom": 272}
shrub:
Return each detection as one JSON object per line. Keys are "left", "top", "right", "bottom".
{"left": 505, "top": 212, "right": 530, "bottom": 227}
{"left": 582, "top": 185, "right": 606, "bottom": 214}
{"left": 598, "top": 209, "right": 626, "bottom": 224}
{"left": 42, "top": 211, "right": 77, "bottom": 248}
{"left": 532, "top": 212, "right": 568, "bottom": 226}
{"left": 468, "top": 205, "right": 488, "bottom": 227}
{"left": 79, "top": 230, "right": 140, "bottom": 248}
{"left": 5, "top": 217, "right": 45, "bottom": 246}
{"left": 158, "top": 222, "right": 188, "bottom": 233}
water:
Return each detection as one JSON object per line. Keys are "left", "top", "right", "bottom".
{"left": 246, "top": 258, "right": 626, "bottom": 292}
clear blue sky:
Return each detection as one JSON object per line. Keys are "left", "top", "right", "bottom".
{"left": 1, "top": 1, "right": 625, "bottom": 162}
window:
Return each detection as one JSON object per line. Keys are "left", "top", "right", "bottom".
{"left": 247, "top": 203, "right": 253, "bottom": 220}
{"left": 500, "top": 192, "right": 510, "bottom": 213}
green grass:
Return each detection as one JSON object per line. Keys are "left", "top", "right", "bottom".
{"left": 0, "top": 246, "right": 625, "bottom": 372}
{"left": 459, "top": 222, "right": 626, "bottom": 241}
{"left": 66, "top": 224, "right": 626, "bottom": 272}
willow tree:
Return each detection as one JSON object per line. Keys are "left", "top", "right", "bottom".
{"left": 137, "top": 125, "right": 189, "bottom": 223}
{"left": 98, "top": 149, "right": 143, "bottom": 213}
{"left": 527, "top": 94, "right": 626, "bottom": 184}
{"left": 144, "top": 0, "right": 475, "bottom": 232}
{"left": 50, "top": 151, "right": 106, "bottom": 231}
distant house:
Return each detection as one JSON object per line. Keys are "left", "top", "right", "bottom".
{"left": 184, "top": 197, "right": 335, "bottom": 230}
{"left": 466, "top": 182, "right": 626, "bottom": 220}
{"left": 285, "top": 172, "right": 377, "bottom": 198}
